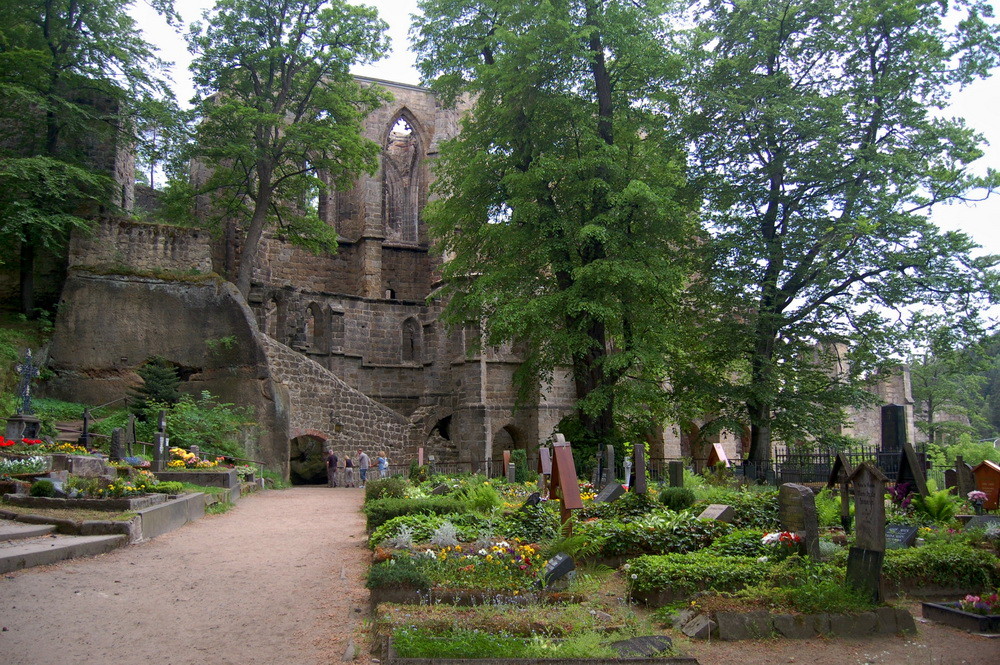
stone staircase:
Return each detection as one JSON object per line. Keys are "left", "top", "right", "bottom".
{"left": 0, "top": 518, "right": 126, "bottom": 574}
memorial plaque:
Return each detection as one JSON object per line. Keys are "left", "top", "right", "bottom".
{"left": 668, "top": 461, "right": 684, "bottom": 488}
{"left": 541, "top": 552, "right": 575, "bottom": 587}
{"left": 972, "top": 460, "right": 1000, "bottom": 510}
{"left": 595, "top": 482, "right": 625, "bottom": 503}
{"left": 885, "top": 525, "right": 919, "bottom": 549}
{"left": 778, "top": 483, "right": 820, "bottom": 559}
{"left": 697, "top": 504, "right": 734, "bottom": 523}
{"left": 965, "top": 514, "right": 1000, "bottom": 531}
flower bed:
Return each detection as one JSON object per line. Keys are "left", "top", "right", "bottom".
{"left": 921, "top": 600, "right": 1000, "bottom": 633}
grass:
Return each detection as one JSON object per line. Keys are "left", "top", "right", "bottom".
{"left": 205, "top": 500, "right": 234, "bottom": 515}
{"left": 0, "top": 502, "right": 137, "bottom": 522}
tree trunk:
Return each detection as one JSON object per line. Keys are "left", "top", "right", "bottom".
{"left": 235, "top": 163, "right": 274, "bottom": 298}
{"left": 572, "top": 318, "right": 615, "bottom": 444}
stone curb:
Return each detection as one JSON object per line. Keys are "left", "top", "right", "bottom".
{"left": 671, "top": 608, "right": 916, "bottom": 640}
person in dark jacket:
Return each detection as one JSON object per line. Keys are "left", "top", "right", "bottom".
{"left": 326, "top": 449, "right": 339, "bottom": 487}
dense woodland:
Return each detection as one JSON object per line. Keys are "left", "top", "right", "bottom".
{"left": 2, "top": 0, "right": 1000, "bottom": 468}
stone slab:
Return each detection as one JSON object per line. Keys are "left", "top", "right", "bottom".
{"left": 681, "top": 613, "right": 716, "bottom": 639}
{"left": 609, "top": 635, "right": 673, "bottom": 658}
{"left": 0, "top": 533, "right": 126, "bottom": 574}
{"left": 0, "top": 521, "right": 55, "bottom": 541}
{"left": 154, "top": 469, "right": 239, "bottom": 488}
{"left": 715, "top": 611, "right": 773, "bottom": 640}
{"left": 697, "top": 504, "right": 734, "bottom": 523}
{"left": 136, "top": 493, "right": 205, "bottom": 541}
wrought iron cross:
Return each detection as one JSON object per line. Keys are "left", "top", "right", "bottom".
{"left": 15, "top": 349, "right": 39, "bottom": 416}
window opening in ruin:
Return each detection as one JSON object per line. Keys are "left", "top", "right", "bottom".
{"left": 382, "top": 115, "right": 420, "bottom": 242}
{"left": 329, "top": 309, "right": 345, "bottom": 350}
{"left": 265, "top": 296, "right": 280, "bottom": 339}
{"left": 431, "top": 415, "right": 452, "bottom": 441}
{"left": 402, "top": 317, "right": 420, "bottom": 362}
{"left": 306, "top": 302, "right": 325, "bottom": 351}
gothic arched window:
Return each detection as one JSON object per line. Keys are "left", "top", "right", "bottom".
{"left": 382, "top": 115, "right": 421, "bottom": 242}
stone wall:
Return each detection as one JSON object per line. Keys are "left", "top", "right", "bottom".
{"left": 69, "top": 219, "right": 213, "bottom": 275}
{"left": 260, "top": 335, "right": 408, "bottom": 460}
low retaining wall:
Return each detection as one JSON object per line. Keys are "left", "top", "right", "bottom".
{"left": 154, "top": 469, "right": 239, "bottom": 488}
{"left": 3, "top": 493, "right": 168, "bottom": 511}
{"left": 384, "top": 639, "right": 699, "bottom": 665}
{"left": 673, "top": 607, "right": 916, "bottom": 640}
{"left": 369, "top": 587, "right": 585, "bottom": 608}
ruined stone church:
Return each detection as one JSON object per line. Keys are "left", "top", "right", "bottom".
{"left": 30, "top": 77, "right": 913, "bottom": 481}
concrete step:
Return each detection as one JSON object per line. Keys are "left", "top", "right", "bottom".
{"left": 0, "top": 531, "right": 127, "bottom": 574}
{"left": 0, "top": 521, "right": 56, "bottom": 541}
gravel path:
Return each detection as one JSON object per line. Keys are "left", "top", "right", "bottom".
{"left": 0, "top": 487, "right": 372, "bottom": 665}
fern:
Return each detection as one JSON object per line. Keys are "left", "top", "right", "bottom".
{"left": 911, "top": 489, "right": 959, "bottom": 524}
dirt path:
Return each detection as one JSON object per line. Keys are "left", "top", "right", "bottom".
{"left": 0, "top": 487, "right": 373, "bottom": 665}
{"left": 2, "top": 488, "right": 997, "bottom": 665}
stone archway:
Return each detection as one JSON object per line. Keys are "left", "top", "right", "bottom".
{"left": 288, "top": 433, "right": 328, "bottom": 485}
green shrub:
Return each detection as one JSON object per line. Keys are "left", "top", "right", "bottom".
{"left": 497, "top": 503, "right": 560, "bottom": 543}
{"left": 693, "top": 489, "right": 779, "bottom": 530}
{"left": 814, "top": 488, "right": 851, "bottom": 527}
{"left": 366, "top": 555, "right": 431, "bottom": 590}
{"left": 455, "top": 482, "right": 502, "bottom": 513}
{"left": 577, "top": 510, "right": 731, "bottom": 557}
{"left": 369, "top": 512, "right": 486, "bottom": 548}
{"left": 628, "top": 552, "right": 768, "bottom": 596}
{"left": 510, "top": 449, "right": 531, "bottom": 483}
{"left": 364, "top": 496, "right": 469, "bottom": 531}
{"left": 365, "top": 476, "right": 409, "bottom": 502}
{"left": 149, "top": 481, "right": 186, "bottom": 494}
{"left": 29, "top": 479, "right": 56, "bottom": 497}
{"left": 658, "top": 487, "right": 696, "bottom": 512}
{"left": 706, "top": 529, "right": 768, "bottom": 557}
{"left": 881, "top": 541, "right": 1000, "bottom": 589}
{"left": 911, "top": 489, "right": 960, "bottom": 524}
{"left": 579, "top": 489, "right": 659, "bottom": 520}
{"left": 409, "top": 461, "right": 429, "bottom": 483}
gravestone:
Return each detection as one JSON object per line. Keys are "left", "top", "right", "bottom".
{"left": 668, "top": 461, "right": 684, "bottom": 488}
{"left": 847, "top": 462, "right": 889, "bottom": 603}
{"left": 944, "top": 468, "right": 957, "bottom": 493}
{"left": 778, "top": 483, "right": 820, "bottom": 559}
{"left": 537, "top": 447, "right": 552, "bottom": 496}
{"left": 431, "top": 483, "right": 449, "bottom": 495}
{"left": 955, "top": 455, "right": 975, "bottom": 498}
{"left": 826, "top": 453, "right": 854, "bottom": 533}
{"left": 520, "top": 492, "right": 541, "bottom": 509}
{"left": 697, "top": 504, "right": 735, "bottom": 523}
{"left": 972, "top": 460, "right": 1000, "bottom": 511}
{"left": 550, "top": 441, "right": 583, "bottom": 532}
{"left": 541, "top": 552, "right": 575, "bottom": 587}
{"left": 5, "top": 349, "right": 41, "bottom": 440}
{"left": 706, "top": 443, "right": 730, "bottom": 468}
{"left": 965, "top": 514, "right": 1000, "bottom": 531}
{"left": 125, "top": 414, "right": 137, "bottom": 457}
{"left": 880, "top": 404, "right": 906, "bottom": 452}
{"left": 609, "top": 636, "right": 673, "bottom": 658}
{"left": 896, "top": 439, "right": 928, "bottom": 497}
{"left": 109, "top": 427, "right": 126, "bottom": 462}
{"left": 595, "top": 482, "right": 625, "bottom": 503}
{"left": 152, "top": 410, "right": 168, "bottom": 472}
{"left": 602, "top": 445, "right": 615, "bottom": 487}
{"left": 591, "top": 452, "right": 602, "bottom": 487}
{"left": 885, "top": 525, "right": 919, "bottom": 549}
{"left": 506, "top": 462, "right": 516, "bottom": 484}
{"left": 633, "top": 444, "right": 647, "bottom": 495}
{"left": 78, "top": 408, "right": 92, "bottom": 448}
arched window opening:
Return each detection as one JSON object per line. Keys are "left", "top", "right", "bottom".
{"left": 306, "top": 302, "right": 325, "bottom": 351}
{"left": 402, "top": 317, "right": 421, "bottom": 363}
{"left": 382, "top": 115, "right": 421, "bottom": 242}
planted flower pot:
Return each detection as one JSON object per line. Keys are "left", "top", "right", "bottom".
{"left": 921, "top": 602, "right": 1000, "bottom": 634}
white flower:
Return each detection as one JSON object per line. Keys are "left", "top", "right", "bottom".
{"left": 757, "top": 556, "right": 769, "bottom": 563}
{"left": 630, "top": 573, "right": 638, "bottom": 579}
{"left": 478, "top": 549, "right": 487, "bottom": 556}
{"left": 622, "top": 563, "right": 631, "bottom": 571}
{"left": 761, "top": 532, "right": 781, "bottom": 545}
{"left": 497, "top": 541, "right": 510, "bottom": 548}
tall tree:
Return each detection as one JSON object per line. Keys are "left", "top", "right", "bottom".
{"left": 685, "top": 0, "right": 1000, "bottom": 475}
{"left": 0, "top": 0, "right": 177, "bottom": 314}
{"left": 413, "top": 0, "right": 697, "bottom": 446}
{"left": 188, "top": 0, "right": 390, "bottom": 298}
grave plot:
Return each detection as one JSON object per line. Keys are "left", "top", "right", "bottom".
{"left": 362, "top": 448, "right": 1000, "bottom": 658}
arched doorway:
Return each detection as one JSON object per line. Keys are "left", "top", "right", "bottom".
{"left": 288, "top": 434, "right": 328, "bottom": 485}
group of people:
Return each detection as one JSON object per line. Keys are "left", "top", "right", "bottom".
{"left": 325, "top": 448, "right": 389, "bottom": 488}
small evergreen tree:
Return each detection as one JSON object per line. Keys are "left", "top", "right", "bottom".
{"left": 129, "top": 356, "right": 180, "bottom": 413}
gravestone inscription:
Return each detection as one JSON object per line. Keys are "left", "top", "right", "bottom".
{"left": 885, "top": 525, "right": 919, "bottom": 549}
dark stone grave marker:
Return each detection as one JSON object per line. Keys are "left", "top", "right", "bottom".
{"left": 520, "top": 492, "right": 541, "bottom": 509}
{"left": 152, "top": 409, "right": 169, "bottom": 472}
{"left": 633, "top": 444, "right": 647, "bottom": 495}
{"left": 779, "top": 483, "right": 820, "bottom": 559}
{"left": 956, "top": 455, "right": 975, "bottom": 497}
{"left": 668, "top": 460, "right": 684, "bottom": 487}
{"left": 965, "top": 514, "right": 1000, "bottom": 531}
{"left": 697, "top": 504, "right": 734, "bottom": 523}
{"left": 885, "top": 525, "right": 919, "bottom": 549}
{"left": 609, "top": 636, "right": 673, "bottom": 658}
{"left": 506, "top": 461, "right": 516, "bottom": 484}
{"left": 601, "top": 444, "right": 615, "bottom": 487}
{"left": 541, "top": 552, "right": 575, "bottom": 587}
{"left": 944, "top": 468, "right": 957, "bottom": 492}
{"left": 125, "top": 414, "right": 137, "bottom": 457}
{"left": 595, "top": 482, "right": 625, "bottom": 503}
{"left": 431, "top": 483, "right": 449, "bottom": 495}
{"left": 897, "top": 438, "right": 928, "bottom": 497}
{"left": 109, "top": 427, "right": 126, "bottom": 462}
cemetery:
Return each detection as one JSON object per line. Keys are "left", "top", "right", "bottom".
{"left": 359, "top": 441, "right": 1000, "bottom": 662}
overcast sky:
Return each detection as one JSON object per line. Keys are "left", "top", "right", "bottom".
{"left": 132, "top": 0, "right": 1000, "bottom": 258}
